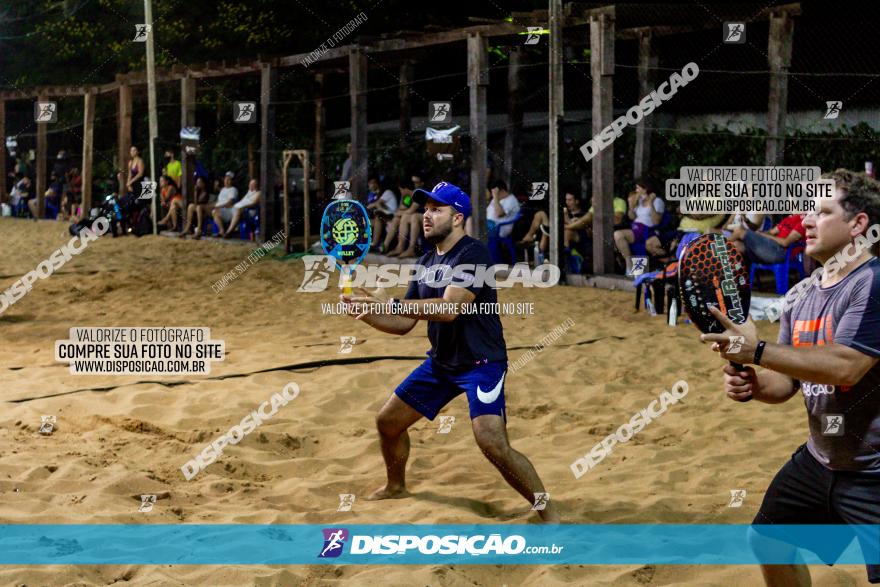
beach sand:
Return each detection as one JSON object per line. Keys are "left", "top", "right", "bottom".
{"left": 0, "top": 217, "right": 870, "bottom": 585}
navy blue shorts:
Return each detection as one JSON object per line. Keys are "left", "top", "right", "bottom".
{"left": 753, "top": 444, "right": 880, "bottom": 583}
{"left": 394, "top": 358, "right": 507, "bottom": 421}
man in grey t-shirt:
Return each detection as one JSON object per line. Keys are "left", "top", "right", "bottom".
{"left": 701, "top": 169, "right": 880, "bottom": 586}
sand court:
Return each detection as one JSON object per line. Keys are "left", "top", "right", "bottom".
{"left": 0, "top": 218, "right": 872, "bottom": 585}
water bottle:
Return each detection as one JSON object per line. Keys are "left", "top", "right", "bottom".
{"left": 533, "top": 241, "right": 544, "bottom": 266}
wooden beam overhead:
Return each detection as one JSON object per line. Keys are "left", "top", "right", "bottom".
{"left": 0, "top": 3, "right": 800, "bottom": 98}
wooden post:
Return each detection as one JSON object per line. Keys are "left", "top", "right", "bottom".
{"left": 81, "top": 88, "right": 96, "bottom": 213}
{"left": 399, "top": 60, "right": 413, "bottom": 148}
{"left": 36, "top": 93, "right": 48, "bottom": 218}
{"left": 282, "top": 149, "right": 311, "bottom": 253}
{"left": 468, "top": 33, "right": 489, "bottom": 242}
{"left": 282, "top": 150, "right": 294, "bottom": 252}
{"left": 299, "top": 150, "right": 310, "bottom": 252}
{"left": 766, "top": 11, "right": 794, "bottom": 166}
{"left": 634, "top": 30, "right": 657, "bottom": 178}
{"left": 0, "top": 99, "right": 5, "bottom": 202}
{"left": 247, "top": 140, "right": 255, "bottom": 181}
{"left": 349, "top": 47, "right": 368, "bottom": 201}
{"left": 590, "top": 11, "right": 616, "bottom": 275}
{"left": 117, "top": 76, "right": 132, "bottom": 186}
{"left": 548, "top": 1, "right": 563, "bottom": 269}
{"left": 504, "top": 46, "right": 522, "bottom": 190}
{"left": 259, "top": 61, "right": 277, "bottom": 243}
{"left": 180, "top": 75, "right": 196, "bottom": 205}
{"left": 314, "top": 72, "right": 325, "bottom": 202}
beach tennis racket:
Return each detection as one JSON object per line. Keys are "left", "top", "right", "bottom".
{"left": 320, "top": 199, "right": 371, "bottom": 294}
{"left": 678, "top": 233, "right": 751, "bottom": 373}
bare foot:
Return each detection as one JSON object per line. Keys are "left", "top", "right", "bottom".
{"left": 366, "top": 485, "right": 408, "bottom": 501}
{"left": 537, "top": 505, "right": 561, "bottom": 524}
{"left": 386, "top": 248, "right": 403, "bottom": 257}
{"left": 398, "top": 248, "right": 417, "bottom": 258}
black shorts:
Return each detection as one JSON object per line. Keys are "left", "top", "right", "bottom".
{"left": 753, "top": 443, "right": 880, "bottom": 583}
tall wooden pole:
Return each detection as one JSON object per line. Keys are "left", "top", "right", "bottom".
{"left": 180, "top": 75, "right": 196, "bottom": 206}
{"left": 549, "top": 0, "right": 564, "bottom": 269}
{"left": 301, "top": 151, "right": 310, "bottom": 251}
{"left": 282, "top": 151, "right": 292, "bottom": 252}
{"left": 0, "top": 99, "right": 6, "bottom": 202}
{"left": 81, "top": 88, "right": 96, "bottom": 213}
{"left": 144, "top": 0, "right": 159, "bottom": 235}
{"left": 314, "top": 72, "right": 325, "bottom": 202}
{"left": 349, "top": 47, "right": 368, "bottom": 201}
{"left": 504, "top": 47, "right": 522, "bottom": 190}
{"left": 36, "top": 93, "right": 48, "bottom": 218}
{"left": 634, "top": 30, "right": 657, "bottom": 178}
{"left": 590, "top": 11, "right": 615, "bottom": 275}
{"left": 468, "top": 33, "right": 489, "bottom": 242}
{"left": 117, "top": 75, "right": 132, "bottom": 192}
{"left": 766, "top": 11, "right": 794, "bottom": 166}
{"left": 259, "top": 60, "right": 277, "bottom": 243}
{"left": 399, "top": 60, "right": 413, "bottom": 149}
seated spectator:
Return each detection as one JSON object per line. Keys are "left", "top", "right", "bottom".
{"left": 9, "top": 175, "right": 27, "bottom": 207}
{"left": 12, "top": 175, "right": 31, "bottom": 215}
{"left": 223, "top": 178, "right": 260, "bottom": 238}
{"left": 366, "top": 175, "right": 398, "bottom": 248}
{"left": 486, "top": 179, "right": 520, "bottom": 237}
{"left": 411, "top": 173, "right": 426, "bottom": 192}
{"left": 678, "top": 212, "right": 727, "bottom": 234}
{"left": 14, "top": 157, "right": 30, "bottom": 179}
{"left": 181, "top": 176, "right": 212, "bottom": 238}
{"left": 62, "top": 168, "right": 82, "bottom": 221}
{"left": 728, "top": 213, "right": 805, "bottom": 264}
{"left": 52, "top": 150, "right": 70, "bottom": 182}
{"left": 586, "top": 194, "right": 627, "bottom": 228}
{"left": 163, "top": 149, "right": 182, "bottom": 188}
{"left": 723, "top": 211, "right": 767, "bottom": 232}
{"left": 518, "top": 189, "right": 593, "bottom": 256}
{"left": 211, "top": 172, "right": 239, "bottom": 236}
{"left": 45, "top": 172, "right": 63, "bottom": 218}
{"left": 614, "top": 178, "right": 666, "bottom": 275}
{"left": 379, "top": 178, "right": 418, "bottom": 255}
{"left": 157, "top": 175, "right": 183, "bottom": 231}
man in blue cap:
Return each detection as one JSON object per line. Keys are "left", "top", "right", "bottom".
{"left": 341, "top": 182, "right": 559, "bottom": 523}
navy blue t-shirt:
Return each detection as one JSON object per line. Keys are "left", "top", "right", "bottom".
{"left": 404, "top": 235, "right": 507, "bottom": 370}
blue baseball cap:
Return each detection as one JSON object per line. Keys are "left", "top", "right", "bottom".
{"left": 413, "top": 182, "right": 472, "bottom": 218}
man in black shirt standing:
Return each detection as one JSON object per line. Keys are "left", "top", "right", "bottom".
{"left": 342, "top": 182, "right": 559, "bottom": 523}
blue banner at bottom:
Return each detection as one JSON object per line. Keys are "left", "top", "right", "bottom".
{"left": 1, "top": 524, "right": 878, "bottom": 565}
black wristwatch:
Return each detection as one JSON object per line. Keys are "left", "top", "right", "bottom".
{"left": 753, "top": 340, "right": 767, "bottom": 365}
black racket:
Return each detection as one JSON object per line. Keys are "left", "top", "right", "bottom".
{"left": 678, "top": 233, "right": 751, "bottom": 374}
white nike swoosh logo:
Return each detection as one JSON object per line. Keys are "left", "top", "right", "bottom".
{"left": 476, "top": 372, "right": 506, "bottom": 404}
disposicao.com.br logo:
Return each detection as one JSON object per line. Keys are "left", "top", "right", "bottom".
{"left": 297, "top": 255, "right": 560, "bottom": 292}
{"left": 317, "top": 528, "right": 564, "bottom": 559}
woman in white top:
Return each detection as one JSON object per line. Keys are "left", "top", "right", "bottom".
{"left": 613, "top": 177, "right": 666, "bottom": 275}
{"left": 223, "top": 178, "right": 261, "bottom": 238}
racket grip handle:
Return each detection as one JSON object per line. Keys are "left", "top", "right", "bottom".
{"left": 729, "top": 361, "right": 753, "bottom": 402}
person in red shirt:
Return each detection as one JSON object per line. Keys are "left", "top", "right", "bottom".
{"left": 729, "top": 214, "right": 805, "bottom": 264}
